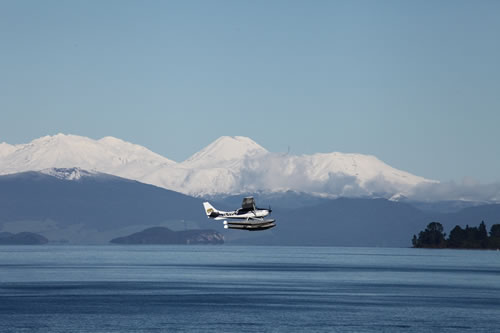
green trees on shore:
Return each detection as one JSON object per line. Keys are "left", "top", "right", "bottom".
{"left": 412, "top": 221, "right": 500, "bottom": 249}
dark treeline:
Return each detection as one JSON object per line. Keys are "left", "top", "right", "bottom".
{"left": 412, "top": 221, "right": 500, "bottom": 249}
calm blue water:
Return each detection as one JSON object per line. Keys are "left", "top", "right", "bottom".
{"left": 1, "top": 246, "right": 499, "bottom": 333}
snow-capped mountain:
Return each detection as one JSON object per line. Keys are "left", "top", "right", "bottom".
{"left": 0, "top": 134, "right": 174, "bottom": 180}
{"left": 0, "top": 134, "right": 435, "bottom": 197}
{"left": 181, "top": 136, "right": 268, "bottom": 169}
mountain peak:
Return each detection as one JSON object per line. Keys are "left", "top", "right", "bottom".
{"left": 208, "top": 136, "right": 265, "bottom": 149}
{"left": 0, "top": 142, "right": 16, "bottom": 158}
{"left": 182, "top": 136, "right": 268, "bottom": 167}
{"left": 98, "top": 136, "right": 126, "bottom": 145}
{"left": 33, "top": 133, "right": 78, "bottom": 142}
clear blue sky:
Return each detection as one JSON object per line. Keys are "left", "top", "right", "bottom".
{"left": 1, "top": 0, "right": 499, "bottom": 182}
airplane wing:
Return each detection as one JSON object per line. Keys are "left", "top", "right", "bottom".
{"left": 241, "top": 196, "right": 255, "bottom": 210}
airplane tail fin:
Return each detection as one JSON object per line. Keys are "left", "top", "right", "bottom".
{"left": 203, "top": 202, "right": 219, "bottom": 218}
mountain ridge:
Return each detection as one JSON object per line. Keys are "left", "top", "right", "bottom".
{"left": 0, "top": 133, "right": 435, "bottom": 198}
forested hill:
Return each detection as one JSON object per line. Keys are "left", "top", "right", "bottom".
{"left": 412, "top": 221, "right": 500, "bottom": 249}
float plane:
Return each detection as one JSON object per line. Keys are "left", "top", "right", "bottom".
{"left": 203, "top": 197, "right": 276, "bottom": 231}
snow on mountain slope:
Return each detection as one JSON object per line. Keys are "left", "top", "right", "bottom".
{"left": 0, "top": 134, "right": 436, "bottom": 198}
{"left": 142, "top": 166, "right": 239, "bottom": 196}
{"left": 306, "top": 152, "right": 428, "bottom": 186}
{"left": 40, "top": 167, "right": 98, "bottom": 180}
{"left": 222, "top": 151, "right": 435, "bottom": 197}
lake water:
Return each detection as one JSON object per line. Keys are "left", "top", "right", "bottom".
{"left": 0, "top": 246, "right": 499, "bottom": 332}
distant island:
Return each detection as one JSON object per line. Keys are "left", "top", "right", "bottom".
{"left": 0, "top": 232, "right": 48, "bottom": 245}
{"left": 412, "top": 221, "right": 500, "bottom": 249}
{"left": 110, "top": 227, "right": 224, "bottom": 245}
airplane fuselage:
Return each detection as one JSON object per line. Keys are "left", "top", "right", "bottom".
{"left": 212, "top": 209, "right": 270, "bottom": 220}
